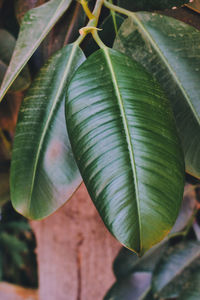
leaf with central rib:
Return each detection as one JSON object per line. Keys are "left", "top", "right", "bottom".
{"left": 66, "top": 48, "right": 184, "bottom": 255}
{"left": 11, "top": 43, "right": 85, "bottom": 219}
{"left": 114, "top": 13, "right": 200, "bottom": 179}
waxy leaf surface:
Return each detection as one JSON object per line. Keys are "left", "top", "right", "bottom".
{"left": 11, "top": 44, "right": 85, "bottom": 219}
{"left": 66, "top": 48, "right": 184, "bottom": 255}
{"left": 114, "top": 13, "right": 200, "bottom": 178}
{"left": 0, "top": 0, "right": 72, "bottom": 102}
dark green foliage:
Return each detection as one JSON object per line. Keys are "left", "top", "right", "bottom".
{"left": 0, "top": 0, "right": 200, "bottom": 296}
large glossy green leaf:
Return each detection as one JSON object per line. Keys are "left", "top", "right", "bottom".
{"left": 114, "top": 13, "right": 200, "bottom": 179}
{"left": 152, "top": 241, "right": 200, "bottom": 297}
{"left": 0, "top": 0, "right": 72, "bottom": 102}
{"left": 11, "top": 43, "right": 85, "bottom": 219}
{"left": 118, "top": 0, "right": 189, "bottom": 11}
{"left": 66, "top": 48, "right": 184, "bottom": 255}
{"left": 104, "top": 272, "right": 151, "bottom": 300}
{"left": 0, "top": 29, "right": 30, "bottom": 92}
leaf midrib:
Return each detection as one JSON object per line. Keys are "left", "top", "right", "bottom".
{"left": 131, "top": 13, "right": 200, "bottom": 128}
{"left": 103, "top": 48, "right": 142, "bottom": 253}
{"left": 27, "top": 43, "right": 78, "bottom": 213}
{"left": 0, "top": 0, "right": 72, "bottom": 101}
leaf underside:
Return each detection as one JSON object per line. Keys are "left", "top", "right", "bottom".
{"left": 11, "top": 44, "right": 85, "bottom": 219}
{"left": 66, "top": 48, "right": 184, "bottom": 255}
{"left": 114, "top": 12, "right": 200, "bottom": 179}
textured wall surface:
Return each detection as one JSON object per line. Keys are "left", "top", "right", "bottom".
{"left": 31, "top": 184, "right": 121, "bottom": 300}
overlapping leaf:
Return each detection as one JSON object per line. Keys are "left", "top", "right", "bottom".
{"left": 11, "top": 44, "right": 85, "bottom": 219}
{"left": 0, "top": 0, "right": 72, "bottom": 102}
{"left": 118, "top": 0, "right": 189, "bottom": 11}
{"left": 66, "top": 48, "right": 184, "bottom": 255}
{"left": 114, "top": 13, "right": 200, "bottom": 179}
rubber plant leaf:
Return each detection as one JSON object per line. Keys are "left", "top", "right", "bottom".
{"left": 114, "top": 13, "right": 200, "bottom": 179}
{"left": 10, "top": 43, "right": 85, "bottom": 219}
{"left": 0, "top": 29, "right": 30, "bottom": 92}
{"left": 65, "top": 48, "right": 184, "bottom": 255}
{"left": 0, "top": 0, "right": 72, "bottom": 102}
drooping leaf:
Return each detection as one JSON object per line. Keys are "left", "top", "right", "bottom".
{"left": 114, "top": 13, "right": 200, "bottom": 179}
{"left": 0, "top": 0, "right": 72, "bottom": 102}
{"left": 11, "top": 43, "right": 85, "bottom": 219}
{"left": 0, "top": 29, "right": 30, "bottom": 92}
{"left": 104, "top": 272, "right": 152, "bottom": 300}
{"left": 66, "top": 48, "right": 184, "bottom": 255}
{"left": 186, "top": 0, "right": 200, "bottom": 13}
{"left": 118, "top": 0, "right": 189, "bottom": 11}
{"left": 152, "top": 241, "right": 200, "bottom": 297}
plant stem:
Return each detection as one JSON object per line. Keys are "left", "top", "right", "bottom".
{"left": 104, "top": 0, "right": 133, "bottom": 17}
{"left": 80, "top": 0, "right": 94, "bottom": 20}
{"left": 109, "top": 0, "right": 118, "bottom": 35}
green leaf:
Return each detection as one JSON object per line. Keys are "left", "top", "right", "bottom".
{"left": 0, "top": 29, "right": 30, "bottom": 92}
{"left": 152, "top": 241, "right": 200, "bottom": 297}
{"left": 104, "top": 272, "right": 151, "bottom": 300}
{"left": 118, "top": 0, "right": 189, "bottom": 11}
{"left": 11, "top": 43, "right": 85, "bottom": 220}
{"left": 66, "top": 48, "right": 184, "bottom": 255}
{"left": 0, "top": 0, "right": 72, "bottom": 102}
{"left": 178, "top": 268, "right": 200, "bottom": 299}
{"left": 114, "top": 13, "right": 200, "bottom": 179}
